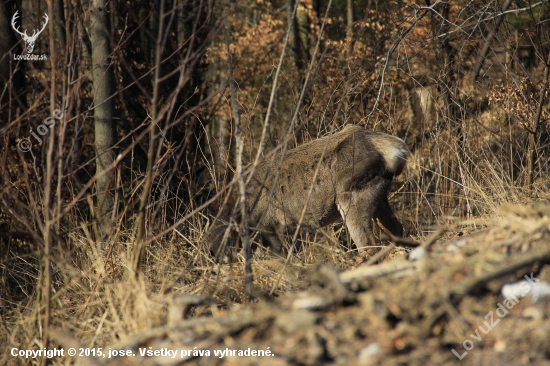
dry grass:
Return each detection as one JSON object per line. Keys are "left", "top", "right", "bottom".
{"left": 5, "top": 201, "right": 550, "bottom": 365}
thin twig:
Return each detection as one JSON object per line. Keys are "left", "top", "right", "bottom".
{"left": 365, "top": 243, "right": 396, "bottom": 266}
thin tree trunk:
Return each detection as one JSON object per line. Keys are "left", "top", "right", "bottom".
{"left": 287, "top": 0, "right": 304, "bottom": 73}
{"left": 0, "top": 2, "right": 15, "bottom": 102}
{"left": 346, "top": 0, "right": 354, "bottom": 58}
{"left": 40, "top": 0, "right": 58, "bottom": 354}
{"left": 428, "top": 0, "right": 455, "bottom": 123}
{"left": 55, "top": 0, "right": 66, "bottom": 53}
{"left": 224, "top": 28, "right": 253, "bottom": 296}
{"left": 527, "top": 50, "right": 550, "bottom": 192}
{"left": 217, "top": 94, "right": 229, "bottom": 184}
{"left": 90, "top": 0, "right": 117, "bottom": 236}
{"left": 297, "top": 5, "right": 309, "bottom": 61}
{"left": 0, "top": 1, "right": 27, "bottom": 120}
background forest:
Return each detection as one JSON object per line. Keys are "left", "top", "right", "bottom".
{"left": 1, "top": 0, "right": 550, "bottom": 363}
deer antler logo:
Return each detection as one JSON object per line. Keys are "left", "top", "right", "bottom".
{"left": 11, "top": 11, "right": 49, "bottom": 54}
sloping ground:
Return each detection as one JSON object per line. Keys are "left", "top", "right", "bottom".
{"left": 54, "top": 203, "right": 550, "bottom": 366}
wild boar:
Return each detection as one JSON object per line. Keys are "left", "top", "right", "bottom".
{"left": 210, "top": 125, "right": 409, "bottom": 260}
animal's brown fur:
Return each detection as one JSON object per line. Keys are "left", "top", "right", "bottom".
{"left": 209, "top": 125, "right": 410, "bottom": 260}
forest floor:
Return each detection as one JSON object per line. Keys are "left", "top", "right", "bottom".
{"left": 47, "top": 202, "right": 550, "bottom": 366}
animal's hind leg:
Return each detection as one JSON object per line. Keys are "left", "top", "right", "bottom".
{"left": 336, "top": 179, "right": 389, "bottom": 252}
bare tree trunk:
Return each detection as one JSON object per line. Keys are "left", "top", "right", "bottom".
{"left": 428, "top": 0, "right": 455, "bottom": 123}
{"left": 0, "top": 2, "right": 15, "bottom": 101}
{"left": 527, "top": 50, "right": 550, "bottom": 192}
{"left": 346, "top": 0, "right": 354, "bottom": 58}
{"left": 217, "top": 79, "right": 229, "bottom": 184}
{"left": 0, "top": 1, "right": 27, "bottom": 121}
{"left": 287, "top": 0, "right": 304, "bottom": 73}
{"left": 215, "top": 18, "right": 229, "bottom": 184}
{"left": 90, "top": 0, "right": 117, "bottom": 236}
{"left": 297, "top": 5, "right": 309, "bottom": 61}
{"left": 55, "top": 0, "right": 66, "bottom": 53}
{"left": 224, "top": 28, "right": 253, "bottom": 296}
